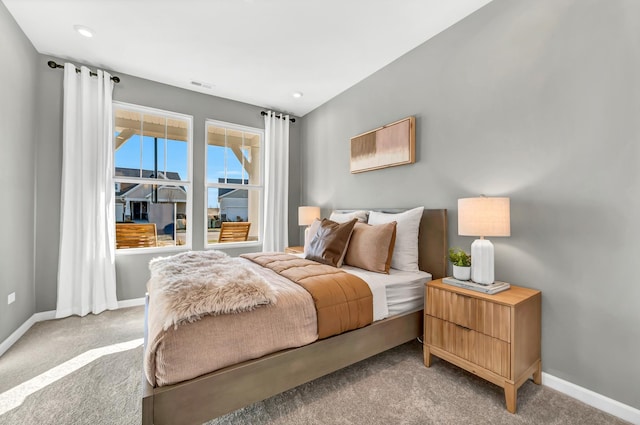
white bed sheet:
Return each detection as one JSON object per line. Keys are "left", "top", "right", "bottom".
{"left": 342, "top": 266, "right": 431, "bottom": 321}
{"left": 290, "top": 253, "right": 431, "bottom": 321}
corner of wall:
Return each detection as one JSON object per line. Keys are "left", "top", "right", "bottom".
{"left": 0, "top": 0, "right": 39, "bottom": 342}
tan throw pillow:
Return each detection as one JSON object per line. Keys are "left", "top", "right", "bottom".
{"left": 305, "top": 218, "right": 357, "bottom": 267}
{"left": 345, "top": 221, "right": 397, "bottom": 274}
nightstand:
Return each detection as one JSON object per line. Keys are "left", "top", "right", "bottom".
{"left": 424, "top": 279, "right": 541, "bottom": 413}
{"left": 284, "top": 246, "right": 304, "bottom": 254}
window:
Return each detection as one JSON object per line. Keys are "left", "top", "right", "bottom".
{"left": 113, "top": 102, "right": 192, "bottom": 251}
{"left": 205, "top": 120, "right": 263, "bottom": 246}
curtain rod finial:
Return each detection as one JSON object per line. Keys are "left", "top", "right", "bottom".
{"left": 260, "top": 110, "right": 296, "bottom": 123}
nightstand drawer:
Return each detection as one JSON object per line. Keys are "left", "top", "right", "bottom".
{"left": 425, "top": 316, "right": 511, "bottom": 378}
{"left": 426, "top": 286, "right": 511, "bottom": 342}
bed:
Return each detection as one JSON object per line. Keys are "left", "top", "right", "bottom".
{"left": 142, "top": 208, "right": 447, "bottom": 425}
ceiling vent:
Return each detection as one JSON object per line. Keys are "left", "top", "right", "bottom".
{"left": 191, "top": 80, "right": 213, "bottom": 89}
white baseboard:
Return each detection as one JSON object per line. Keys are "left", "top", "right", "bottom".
{"left": 0, "top": 310, "right": 55, "bottom": 357}
{"left": 542, "top": 372, "right": 640, "bottom": 424}
{"left": 32, "top": 310, "right": 56, "bottom": 322}
{"left": 0, "top": 298, "right": 145, "bottom": 358}
{"left": 117, "top": 297, "right": 145, "bottom": 309}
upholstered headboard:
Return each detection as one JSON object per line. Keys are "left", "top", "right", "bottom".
{"left": 418, "top": 209, "right": 448, "bottom": 279}
{"left": 333, "top": 208, "right": 448, "bottom": 279}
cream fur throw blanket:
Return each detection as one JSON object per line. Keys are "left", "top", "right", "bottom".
{"left": 149, "top": 250, "right": 277, "bottom": 330}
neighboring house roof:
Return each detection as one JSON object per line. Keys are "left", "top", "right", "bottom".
{"left": 116, "top": 167, "right": 183, "bottom": 197}
{"left": 218, "top": 189, "right": 248, "bottom": 200}
{"left": 217, "top": 178, "right": 248, "bottom": 198}
{"left": 123, "top": 183, "right": 187, "bottom": 203}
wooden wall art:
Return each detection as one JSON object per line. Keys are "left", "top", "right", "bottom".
{"left": 350, "top": 116, "right": 415, "bottom": 173}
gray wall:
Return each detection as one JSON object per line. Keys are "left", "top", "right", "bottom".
{"left": 34, "top": 60, "right": 302, "bottom": 308}
{"left": 4, "top": 0, "right": 638, "bottom": 411}
{"left": 0, "top": 2, "right": 38, "bottom": 343}
{"left": 300, "top": 0, "right": 640, "bottom": 410}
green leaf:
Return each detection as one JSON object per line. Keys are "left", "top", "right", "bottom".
{"left": 448, "top": 247, "right": 471, "bottom": 267}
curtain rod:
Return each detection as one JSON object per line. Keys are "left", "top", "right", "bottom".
{"left": 47, "top": 60, "right": 121, "bottom": 83}
{"left": 261, "top": 110, "right": 295, "bottom": 123}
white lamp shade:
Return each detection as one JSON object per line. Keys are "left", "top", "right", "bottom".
{"left": 458, "top": 197, "right": 510, "bottom": 237}
{"left": 458, "top": 196, "right": 510, "bottom": 285}
{"left": 298, "top": 206, "right": 320, "bottom": 226}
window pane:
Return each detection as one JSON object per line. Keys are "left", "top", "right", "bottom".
{"left": 206, "top": 187, "right": 260, "bottom": 244}
{"left": 243, "top": 132, "right": 261, "bottom": 185}
{"left": 114, "top": 109, "right": 189, "bottom": 181}
{"left": 115, "top": 184, "right": 189, "bottom": 249}
{"left": 166, "top": 139, "right": 188, "bottom": 181}
{"left": 225, "top": 129, "right": 244, "bottom": 182}
{"left": 207, "top": 124, "right": 261, "bottom": 184}
{"left": 141, "top": 133, "right": 158, "bottom": 177}
{"left": 207, "top": 144, "right": 226, "bottom": 183}
{"left": 115, "top": 110, "right": 142, "bottom": 177}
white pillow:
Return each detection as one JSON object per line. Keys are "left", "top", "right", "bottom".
{"left": 303, "top": 219, "right": 322, "bottom": 255}
{"left": 329, "top": 210, "right": 368, "bottom": 223}
{"left": 367, "top": 207, "right": 424, "bottom": 272}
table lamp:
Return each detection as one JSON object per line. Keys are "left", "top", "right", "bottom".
{"left": 298, "top": 206, "right": 320, "bottom": 243}
{"left": 458, "top": 196, "right": 510, "bottom": 284}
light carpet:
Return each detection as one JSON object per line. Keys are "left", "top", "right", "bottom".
{"left": 0, "top": 307, "right": 628, "bottom": 425}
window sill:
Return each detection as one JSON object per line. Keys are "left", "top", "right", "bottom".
{"left": 205, "top": 241, "right": 262, "bottom": 251}
{"left": 115, "top": 245, "right": 192, "bottom": 256}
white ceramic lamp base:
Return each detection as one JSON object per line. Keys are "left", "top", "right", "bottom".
{"left": 303, "top": 226, "right": 312, "bottom": 253}
{"left": 471, "top": 238, "right": 494, "bottom": 284}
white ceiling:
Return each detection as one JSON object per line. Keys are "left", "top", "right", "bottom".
{"left": 4, "top": 0, "right": 492, "bottom": 117}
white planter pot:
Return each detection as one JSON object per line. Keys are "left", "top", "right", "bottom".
{"left": 452, "top": 265, "right": 471, "bottom": 281}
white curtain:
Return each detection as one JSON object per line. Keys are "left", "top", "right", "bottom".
{"left": 56, "top": 64, "right": 118, "bottom": 318}
{"left": 262, "top": 111, "right": 290, "bottom": 252}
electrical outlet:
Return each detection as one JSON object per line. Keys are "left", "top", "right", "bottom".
{"left": 8, "top": 292, "right": 15, "bottom": 305}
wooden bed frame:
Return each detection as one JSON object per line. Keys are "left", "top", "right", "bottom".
{"left": 142, "top": 208, "right": 447, "bottom": 425}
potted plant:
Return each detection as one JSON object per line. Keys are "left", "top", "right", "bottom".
{"left": 449, "top": 247, "right": 471, "bottom": 281}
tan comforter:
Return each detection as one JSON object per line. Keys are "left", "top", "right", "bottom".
{"left": 241, "top": 253, "right": 373, "bottom": 339}
{"left": 144, "top": 258, "right": 317, "bottom": 387}
{"left": 145, "top": 254, "right": 373, "bottom": 387}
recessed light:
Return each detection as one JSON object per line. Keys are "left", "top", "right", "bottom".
{"left": 74, "top": 25, "right": 94, "bottom": 38}
{"left": 292, "top": 92, "right": 303, "bottom": 98}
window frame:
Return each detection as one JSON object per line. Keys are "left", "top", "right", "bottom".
{"left": 113, "top": 101, "right": 194, "bottom": 255}
{"left": 204, "top": 119, "right": 264, "bottom": 249}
